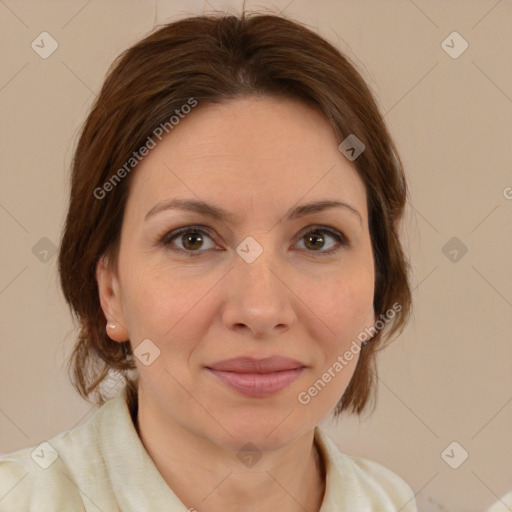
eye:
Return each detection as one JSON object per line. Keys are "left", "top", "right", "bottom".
{"left": 159, "top": 225, "right": 349, "bottom": 258}
{"left": 295, "top": 226, "right": 349, "bottom": 256}
{"left": 159, "top": 226, "right": 218, "bottom": 257}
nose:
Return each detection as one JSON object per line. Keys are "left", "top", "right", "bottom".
{"left": 221, "top": 248, "right": 296, "bottom": 338}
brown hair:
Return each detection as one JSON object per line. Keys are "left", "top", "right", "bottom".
{"left": 58, "top": 8, "right": 412, "bottom": 417}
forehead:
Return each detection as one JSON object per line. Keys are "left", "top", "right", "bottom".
{"left": 125, "top": 96, "right": 367, "bottom": 223}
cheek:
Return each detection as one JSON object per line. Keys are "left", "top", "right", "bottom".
{"left": 299, "top": 268, "right": 375, "bottom": 347}
{"left": 301, "top": 273, "right": 373, "bottom": 409}
{"left": 120, "top": 242, "right": 374, "bottom": 354}
{"left": 120, "top": 268, "right": 208, "bottom": 388}
{"left": 121, "top": 262, "right": 220, "bottom": 346}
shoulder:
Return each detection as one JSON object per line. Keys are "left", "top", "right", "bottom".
{"left": 487, "top": 491, "right": 512, "bottom": 511}
{"left": 0, "top": 392, "right": 124, "bottom": 512}
{"left": 346, "top": 454, "right": 417, "bottom": 508}
{"left": 314, "top": 427, "right": 417, "bottom": 511}
{"left": 0, "top": 442, "right": 86, "bottom": 511}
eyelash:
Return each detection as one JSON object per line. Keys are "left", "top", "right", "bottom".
{"left": 158, "top": 224, "right": 349, "bottom": 258}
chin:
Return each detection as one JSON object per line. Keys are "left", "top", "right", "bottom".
{"left": 202, "top": 406, "right": 308, "bottom": 451}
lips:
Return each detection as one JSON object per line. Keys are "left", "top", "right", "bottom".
{"left": 206, "top": 356, "right": 305, "bottom": 373}
{"left": 205, "top": 356, "right": 306, "bottom": 398}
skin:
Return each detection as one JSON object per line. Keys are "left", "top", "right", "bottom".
{"left": 96, "top": 95, "right": 376, "bottom": 512}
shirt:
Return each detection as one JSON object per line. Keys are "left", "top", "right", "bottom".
{"left": 0, "top": 386, "right": 417, "bottom": 511}
{"left": 487, "top": 492, "right": 512, "bottom": 512}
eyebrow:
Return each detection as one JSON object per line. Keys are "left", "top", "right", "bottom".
{"left": 144, "top": 198, "right": 362, "bottom": 225}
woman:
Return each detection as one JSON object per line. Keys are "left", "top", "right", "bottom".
{"left": 0, "top": 9, "right": 415, "bottom": 511}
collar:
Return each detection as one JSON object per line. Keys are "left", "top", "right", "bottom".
{"left": 97, "top": 386, "right": 388, "bottom": 511}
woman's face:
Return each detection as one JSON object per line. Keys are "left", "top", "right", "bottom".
{"left": 98, "top": 95, "right": 375, "bottom": 451}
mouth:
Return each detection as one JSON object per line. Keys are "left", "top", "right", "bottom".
{"left": 205, "top": 356, "right": 306, "bottom": 398}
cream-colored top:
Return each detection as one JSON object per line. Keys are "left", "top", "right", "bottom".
{"left": 0, "top": 387, "right": 417, "bottom": 511}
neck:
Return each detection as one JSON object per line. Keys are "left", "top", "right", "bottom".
{"left": 131, "top": 392, "right": 326, "bottom": 512}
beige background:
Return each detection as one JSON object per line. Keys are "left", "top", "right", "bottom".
{"left": 1, "top": 0, "right": 511, "bottom": 511}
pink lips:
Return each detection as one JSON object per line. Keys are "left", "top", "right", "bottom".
{"left": 206, "top": 356, "right": 306, "bottom": 398}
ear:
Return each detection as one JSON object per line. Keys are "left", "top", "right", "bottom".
{"left": 96, "top": 254, "right": 129, "bottom": 343}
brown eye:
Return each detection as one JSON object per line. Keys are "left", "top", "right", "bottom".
{"left": 160, "top": 225, "right": 348, "bottom": 258}
{"left": 304, "top": 231, "right": 327, "bottom": 251}
{"left": 296, "top": 227, "right": 348, "bottom": 256}
{"left": 181, "top": 231, "right": 206, "bottom": 251}
{"left": 161, "top": 227, "right": 216, "bottom": 257}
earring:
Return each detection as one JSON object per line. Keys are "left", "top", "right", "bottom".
{"left": 107, "top": 323, "right": 116, "bottom": 330}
